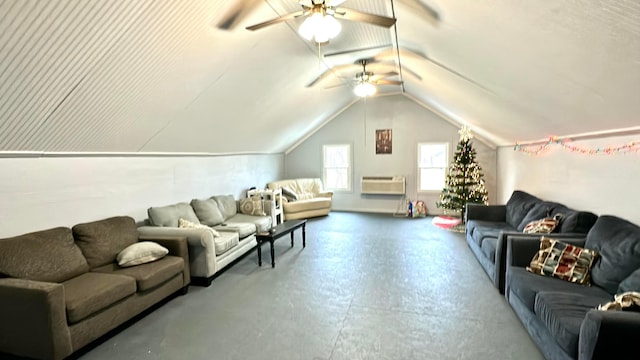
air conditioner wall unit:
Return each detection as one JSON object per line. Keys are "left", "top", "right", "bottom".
{"left": 361, "top": 176, "right": 406, "bottom": 195}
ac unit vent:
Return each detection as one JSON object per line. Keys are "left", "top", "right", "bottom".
{"left": 361, "top": 176, "right": 406, "bottom": 195}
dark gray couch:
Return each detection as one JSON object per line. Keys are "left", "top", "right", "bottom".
{"left": 465, "top": 190, "right": 598, "bottom": 293}
{"left": 505, "top": 215, "right": 640, "bottom": 360}
{"left": 0, "top": 216, "right": 190, "bottom": 360}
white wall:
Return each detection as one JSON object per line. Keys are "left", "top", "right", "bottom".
{"left": 0, "top": 154, "right": 283, "bottom": 237}
{"left": 497, "top": 134, "right": 640, "bottom": 224}
{"left": 285, "top": 95, "right": 497, "bottom": 215}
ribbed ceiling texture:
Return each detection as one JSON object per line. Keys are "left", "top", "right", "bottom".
{"left": 0, "top": 0, "right": 638, "bottom": 153}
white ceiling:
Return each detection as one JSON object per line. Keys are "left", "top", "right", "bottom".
{"left": 0, "top": 0, "right": 638, "bottom": 153}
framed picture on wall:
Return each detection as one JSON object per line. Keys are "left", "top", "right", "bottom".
{"left": 376, "top": 129, "right": 392, "bottom": 154}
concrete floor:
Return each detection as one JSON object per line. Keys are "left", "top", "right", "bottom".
{"left": 78, "top": 212, "right": 544, "bottom": 360}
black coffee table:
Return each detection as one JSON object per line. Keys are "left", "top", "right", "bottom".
{"left": 256, "top": 219, "right": 306, "bottom": 268}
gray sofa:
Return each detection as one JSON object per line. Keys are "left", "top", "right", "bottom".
{"left": 505, "top": 215, "right": 640, "bottom": 360}
{"left": 465, "top": 190, "right": 598, "bottom": 293}
{"left": 138, "top": 194, "right": 273, "bottom": 286}
{"left": 0, "top": 216, "right": 190, "bottom": 360}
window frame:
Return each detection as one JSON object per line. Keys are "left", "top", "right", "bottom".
{"left": 322, "top": 144, "right": 352, "bottom": 192}
{"left": 417, "top": 142, "right": 449, "bottom": 194}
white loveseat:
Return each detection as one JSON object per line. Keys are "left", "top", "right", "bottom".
{"left": 137, "top": 195, "right": 273, "bottom": 286}
{"left": 266, "top": 178, "right": 333, "bottom": 220}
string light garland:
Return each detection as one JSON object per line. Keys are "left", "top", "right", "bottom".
{"left": 514, "top": 137, "right": 640, "bottom": 156}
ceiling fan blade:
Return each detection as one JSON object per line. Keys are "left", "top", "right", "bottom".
{"left": 334, "top": 8, "right": 396, "bottom": 28}
{"left": 397, "top": 0, "right": 440, "bottom": 26}
{"left": 246, "top": 10, "right": 306, "bottom": 31}
{"left": 374, "top": 79, "right": 403, "bottom": 86}
{"left": 370, "top": 72, "right": 398, "bottom": 81}
{"left": 306, "top": 63, "right": 363, "bottom": 87}
{"left": 216, "top": 0, "right": 263, "bottom": 30}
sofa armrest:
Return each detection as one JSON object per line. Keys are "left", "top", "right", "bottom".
{"left": 465, "top": 204, "right": 506, "bottom": 223}
{"left": 318, "top": 191, "right": 333, "bottom": 198}
{"left": 139, "top": 235, "right": 190, "bottom": 286}
{"left": 579, "top": 309, "right": 640, "bottom": 359}
{"left": 0, "top": 278, "right": 72, "bottom": 360}
{"left": 137, "top": 226, "right": 215, "bottom": 248}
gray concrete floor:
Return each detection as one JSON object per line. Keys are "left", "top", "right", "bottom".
{"left": 80, "top": 212, "right": 544, "bottom": 360}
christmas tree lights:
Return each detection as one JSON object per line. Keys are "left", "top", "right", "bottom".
{"left": 437, "top": 127, "right": 489, "bottom": 221}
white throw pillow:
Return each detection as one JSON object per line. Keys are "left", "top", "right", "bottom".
{"left": 178, "top": 217, "right": 220, "bottom": 237}
{"left": 116, "top": 242, "right": 169, "bottom": 267}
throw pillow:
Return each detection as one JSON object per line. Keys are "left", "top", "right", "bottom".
{"left": 526, "top": 237, "right": 599, "bottom": 285}
{"left": 239, "top": 195, "right": 265, "bottom": 216}
{"left": 523, "top": 214, "right": 562, "bottom": 234}
{"left": 281, "top": 186, "right": 298, "bottom": 202}
{"left": 116, "top": 242, "right": 168, "bottom": 267}
{"left": 178, "top": 218, "right": 220, "bottom": 237}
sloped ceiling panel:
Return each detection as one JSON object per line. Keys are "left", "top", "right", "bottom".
{"left": 0, "top": 0, "right": 638, "bottom": 153}
{"left": 395, "top": 0, "right": 640, "bottom": 144}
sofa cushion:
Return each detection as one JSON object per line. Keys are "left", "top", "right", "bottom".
{"left": 480, "top": 237, "right": 498, "bottom": 262}
{"left": 0, "top": 227, "right": 89, "bottom": 283}
{"left": 556, "top": 210, "right": 598, "bottom": 234}
{"left": 190, "top": 198, "right": 225, "bottom": 226}
{"left": 211, "top": 231, "right": 240, "bottom": 256}
{"left": 63, "top": 272, "right": 136, "bottom": 324}
{"left": 148, "top": 202, "right": 200, "bottom": 227}
{"left": 212, "top": 195, "right": 238, "bottom": 220}
{"left": 618, "top": 268, "right": 640, "bottom": 294}
{"left": 283, "top": 197, "right": 332, "bottom": 213}
{"left": 517, "top": 202, "right": 555, "bottom": 231}
{"left": 213, "top": 222, "right": 256, "bottom": 239}
{"left": 230, "top": 213, "right": 272, "bottom": 233}
{"left": 468, "top": 225, "right": 504, "bottom": 247}
{"left": 508, "top": 267, "right": 610, "bottom": 311}
{"left": 466, "top": 220, "right": 515, "bottom": 240}
{"left": 505, "top": 191, "right": 541, "bottom": 229}
{"left": 73, "top": 216, "right": 139, "bottom": 268}
{"left": 93, "top": 255, "right": 184, "bottom": 292}
{"left": 526, "top": 237, "right": 598, "bottom": 285}
{"left": 534, "top": 291, "right": 609, "bottom": 356}
{"left": 116, "top": 242, "right": 169, "bottom": 267}
{"left": 585, "top": 215, "right": 640, "bottom": 294}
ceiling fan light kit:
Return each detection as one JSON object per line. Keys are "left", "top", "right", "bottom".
{"left": 354, "top": 82, "right": 376, "bottom": 97}
{"left": 298, "top": 10, "right": 342, "bottom": 43}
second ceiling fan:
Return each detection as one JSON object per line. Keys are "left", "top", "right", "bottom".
{"left": 245, "top": 0, "right": 397, "bottom": 44}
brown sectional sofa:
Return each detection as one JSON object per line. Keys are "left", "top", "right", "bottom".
{"left": 0, "top": 216, "right": 190, "bottom": 360}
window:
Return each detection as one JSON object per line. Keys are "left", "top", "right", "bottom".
{"left": 417, "top": 143, "right": 448, "bottom": 192}
{"left": 323, "top": 144, "right": 351, "bottom": 191}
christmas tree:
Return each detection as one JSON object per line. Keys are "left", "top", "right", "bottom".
{"left": 437, "top": 126, "right": 488, "bottom": 220}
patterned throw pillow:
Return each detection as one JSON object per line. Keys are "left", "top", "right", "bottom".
{"left": 598, "top": 291, "right": 640, "bottom": 311}
{"left": 523, "top": 214, "right": 562, "bottom": 234}
{"left": 526, "top": 237, "right": 598, "bottom": 285}
{"left": 178, "top": 218, "right": 220, "bottom": 237}
{"left": 239, "top": 195, "right": 265, "bottom": 216}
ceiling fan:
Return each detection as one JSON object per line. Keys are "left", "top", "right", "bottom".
{"left": 320, "top": 59, "right": 403, "bottom": 97}
{"left": 245, "top": 0, "right": 397, "bottom": 43}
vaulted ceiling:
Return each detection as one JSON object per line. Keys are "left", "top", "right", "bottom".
{"left": 0, "top": 0, "right": 638, "bottom": 154}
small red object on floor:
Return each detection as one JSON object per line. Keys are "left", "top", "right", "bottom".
{"left": 432, "top": 216, "right": 462, "bottom": 230}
